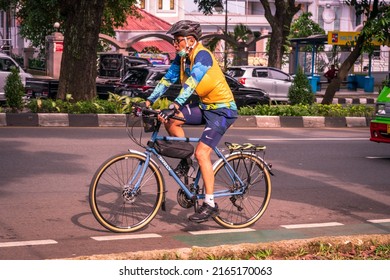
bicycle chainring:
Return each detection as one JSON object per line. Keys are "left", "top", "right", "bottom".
{"left": 177, "top": 189, "right": 194, "bottom": 209}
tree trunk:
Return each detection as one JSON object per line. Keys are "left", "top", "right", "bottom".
{"left": 321, "top": 0, "right": 383, "bottom": 104}
{"left": 57, "top": 0, "right": 105, "bottom": 101}
{"left": 260, "top": 0, "right": 301, "bottom": 68}
{"left": 321, "top": 31, "right": 364, "bottom": 104}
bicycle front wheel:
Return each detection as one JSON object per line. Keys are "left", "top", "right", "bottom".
{"left": 212, "top": 153, "right": 272, "bottom": 229}
{"left": 89, "top": 152, "right": 164, "bottom": 233}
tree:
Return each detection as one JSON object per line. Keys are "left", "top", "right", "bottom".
{"left": 194, "top": 0, "right": 302, "bottom": 69}
{"left": 288, "top": 66, "right": 314, "bottom": 105}
{"left": 0, "top": 0, "right": 139, "bottom": 101}
{"left": 56, "top": 0, "right": 139, "bottom": 101}
{"left": 289, "top": 12, "right": 325, "bottom": 42}
{"left": 322, "top": 0, "right": 390, "bottom": 104}
{"left": 4, "top": 67, "right": 25, "bottom": 112}
{"left": 205, "top": 23, "right": 255, "bottom": 67}
{"left": 260, "top": 0, "right": 301, "bottom": 68}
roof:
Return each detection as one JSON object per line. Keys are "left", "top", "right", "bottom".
{"left": 289, "top": 34, "right": 328, "bottom": 45}
{"left": 117, "top": 8, "right": 172, "bottom": 31}
{"left": 131, "top": 40, "right": 175, "bottom": 59}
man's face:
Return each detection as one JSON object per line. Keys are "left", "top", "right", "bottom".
{"left": 172, "top": 36, "right": 186, "bottom": 51}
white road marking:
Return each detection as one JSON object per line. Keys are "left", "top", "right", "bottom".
{"left": 367, "top": 219, "right": 390, "bottom": 223}
{"left": 188, "top": 228, "right": 255, "bottom": 235}
{"left": 91, "top": 233, "right": 161, "bottom": 241}
{"left": 0, "top": 239, "right": 57, "bottom": 248}
{"left": 249, "top": 138, "right": 368, "bottom": 141}
{"left": 366, "top": 156, "right": 390, "bottom": 159}
{"left": 281, "top": 222, "right": 344, "bottom": 229}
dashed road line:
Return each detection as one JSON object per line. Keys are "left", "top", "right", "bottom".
{"left": 188, "top": 228, "right": 256, "bottom": 235}
{"left": 91, "top": 233, "right": 161, "bottom": 241}
{"left": 367, "top": 218, "right": 390, "bottom": 223}
{"left": 0, "top": 239, "right": 57, "bottom": 248}
{"left": 281, "top": 222, "right": 344, "bottom": 229}
{"left": 249, "top": 138, "right": 368, "bottom": 141}
{"left": 2, "top": 219, "right": 389, "bottom": 248}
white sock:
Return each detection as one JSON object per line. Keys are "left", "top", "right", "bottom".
{"left": 204, "top": 194, "right": 215, "bottom": 208}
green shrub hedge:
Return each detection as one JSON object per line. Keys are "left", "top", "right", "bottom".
{"left": 15, "top": 94, "right": 375, "bottom": 118}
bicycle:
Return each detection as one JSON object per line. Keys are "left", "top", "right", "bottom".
{"left": 89, "top": 105, "right": 273, "bottom": 233}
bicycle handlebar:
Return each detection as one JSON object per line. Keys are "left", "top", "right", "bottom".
{"left": 133, "top": 104, "right": 186, "bottom": 122}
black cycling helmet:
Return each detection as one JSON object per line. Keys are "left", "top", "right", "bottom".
{"left": 167, "top": 20, "right": 202, "bottom": 40}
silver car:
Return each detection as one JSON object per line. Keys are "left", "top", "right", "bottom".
{"left": 0, "top": 53, "right": 33, "bottom": 102}
{"left": 227, "top": 66, "right": 292, "bottom": 103}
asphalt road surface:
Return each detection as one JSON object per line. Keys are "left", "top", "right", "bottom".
{"left": 0, "top": 126, "right": 389, "bottom": 259}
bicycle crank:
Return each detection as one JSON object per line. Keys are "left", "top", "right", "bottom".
{"left": 177, "top": 189, "right": 194, "bottom": 208}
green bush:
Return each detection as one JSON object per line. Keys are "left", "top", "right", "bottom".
{"left": 238, "top": 103, "right": 374, "bottom": 117}
{"left": 25, "top": 95, "right": 374, "bottom": 118}
{"left": 5, "top": 67, "right": 25, "bottom": 112}
{"left": 288, "top": 66, "right": 314, "bottom": 105}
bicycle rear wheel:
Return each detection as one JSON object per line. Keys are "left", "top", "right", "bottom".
{"left": 89, "top": 152, "right": 164, "bottom": 233}
{"left": 212, "top": 153, "right": 271, "bottom": 229}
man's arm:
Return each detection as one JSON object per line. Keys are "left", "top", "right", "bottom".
{"left": 146, "top": 56, "right": 180, "bottom": 106}
{"left": 174, "top": 50, "right": 212, "bottom": 106}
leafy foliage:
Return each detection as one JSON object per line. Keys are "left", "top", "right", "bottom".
{"left": 4, "top": 67, "right": 25, "bottom": 112}
{"left": 238, "top": 103, "right": 374, "bottom": 117}
{"left": 8, "top": 0, "right": 139, "bottom": 50}
{"left": 288, "top": 67, "right": 314, "bottom": 105}
{"left": 289, "top": 12, "right": 325, "bottom": 52}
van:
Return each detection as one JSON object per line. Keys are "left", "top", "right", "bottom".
{"left": 370, "top": 83, "right": 390, "bottom": 143}
{"left": 0, "top": 52, "right": 33, "bottom": 102}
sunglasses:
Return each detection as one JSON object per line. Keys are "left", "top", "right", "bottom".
{"left": 172, "top": 38, "right": 186, "bottom": 45}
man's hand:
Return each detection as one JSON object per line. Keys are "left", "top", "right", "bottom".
{"left": 158, "top": 103, "right": 178, "bottom": 122}
{"left": 158, "top": 108, "right": 176, "bottom": 121}
{"left": 139, "top": 100, "right": 151, "bottom": 108}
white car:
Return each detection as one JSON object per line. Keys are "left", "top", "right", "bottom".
{"left": 0, "top": 52, "right": 33, "bottom": 102}
{"left": 227, "top": 66, "right": 293, "bottom": 103}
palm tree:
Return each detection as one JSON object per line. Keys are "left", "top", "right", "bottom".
{"left": 204, "top": 23, "right": 254, "bottom": 68}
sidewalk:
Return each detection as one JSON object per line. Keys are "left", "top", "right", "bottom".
{"left": 314, "top": 88, "right": 378, "bottom": 104}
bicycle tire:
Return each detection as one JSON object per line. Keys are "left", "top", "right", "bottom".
{"left": 89, "top": 152, "right": 164, "bottom": 233}
{"left": 212, "top": 153, "right": 272, "bottom": 229}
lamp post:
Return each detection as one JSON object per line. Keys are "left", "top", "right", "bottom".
{"left": 214, "top": 0, "right": 228, "bottom": 70}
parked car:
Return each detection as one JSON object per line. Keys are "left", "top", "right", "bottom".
{"left": 114, "top": 66, "right": 270, "bottom": 108}
{"left": 0, "top": 52, "right": 33, "bottom": 102}
{"left": 226, "top": 66, "right": 293, "bottom": 103}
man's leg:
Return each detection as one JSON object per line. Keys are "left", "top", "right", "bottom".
{"left": 188, "top": 142, "right": 219, "bottom": 223}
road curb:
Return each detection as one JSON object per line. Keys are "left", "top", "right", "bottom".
{"left": 314, "top": 97, "right": 376, "bottom": 104}
{"left": 0, "top": 113, "right": 372, "bottom": 128}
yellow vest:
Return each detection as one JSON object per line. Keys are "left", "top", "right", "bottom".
{"left": 180, "top": 43, "right": 236, "bottom": 108}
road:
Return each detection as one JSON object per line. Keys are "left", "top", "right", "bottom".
{"left": 0, "top": 126, "right": 389, "bottom": 259}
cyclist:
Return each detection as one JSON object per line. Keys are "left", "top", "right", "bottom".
{"left": 144, "top": 20, "right": 238, "bottom": 223}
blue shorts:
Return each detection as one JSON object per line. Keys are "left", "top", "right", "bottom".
{"left": 180, "top": 103, "right": 238, "bottom": 148}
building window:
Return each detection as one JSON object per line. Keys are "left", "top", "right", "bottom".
{"left": 139, "top": 0, "right": 145, "bottom": 9}
{"left": 158, "top": 0, "right": 163, "bottom": 10}
{"left": 170, "top": 0, "right": 175, "bottom": 10}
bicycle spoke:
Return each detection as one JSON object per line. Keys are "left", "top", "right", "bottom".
{"left": 213, "top": 153, "right": 271, "bottom": 228}
{"left": 89, "top": 153, "right": 164, "bottom": 232}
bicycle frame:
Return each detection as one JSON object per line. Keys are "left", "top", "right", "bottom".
{"left": 128, "top": 127, "right": 247, "bottom": 202}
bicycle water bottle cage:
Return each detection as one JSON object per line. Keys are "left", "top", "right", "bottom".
{"left": 225, "top": 142, "right": 266, "bottom": 153}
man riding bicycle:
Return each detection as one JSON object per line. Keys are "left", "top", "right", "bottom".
{"left": 144, "top": 20, "right": 238, "bottom": 223}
